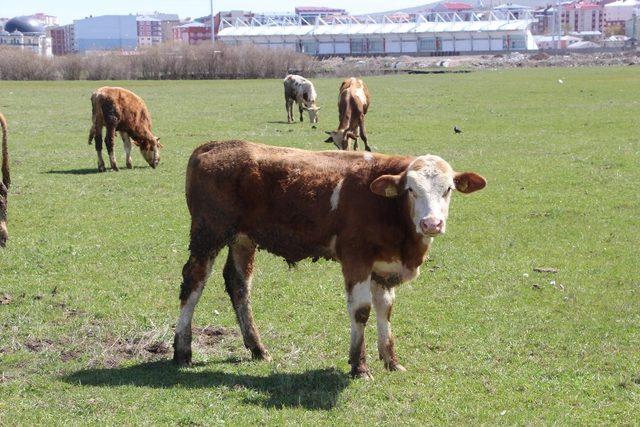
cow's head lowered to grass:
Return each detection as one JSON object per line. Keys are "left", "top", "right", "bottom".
{"left": 133, "top": 137, "right": 163, "bottom": 169}
{"left": 370, "top": 155, "right": 486, "bottom": 237}
{"left": 303, "top": 104, "right": 320, "bottom": 123}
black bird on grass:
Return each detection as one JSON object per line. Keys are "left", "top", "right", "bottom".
{"left": 453, "top": 126, "right": 462, "bottom": 134}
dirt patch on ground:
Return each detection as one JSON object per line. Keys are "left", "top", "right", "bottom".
{"left": 1, "top": 293, "right": 12, "bottom": 305}
{"left": 193, "top": 325, "right": 238, "bottom": 347}
{"left": 95, "top": 325, "right": 239, "bottom": 368}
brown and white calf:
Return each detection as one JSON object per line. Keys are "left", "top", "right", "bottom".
{"left": 173, "top": 140, "right": 486, "bottom": 379}
{"left": 0, "top": 112, "right": 9, "bottom": 247}
{"left": 88, "top": 86, "right": 162, "bottom": 172}
{"left": 325, "top": 77, "right": 371, "bottom": 152}
{"left": 284, "top": 74, "right": 320, "bottom": 123}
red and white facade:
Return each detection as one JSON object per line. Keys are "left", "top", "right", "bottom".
{"left": 172, "top": 22, "right": 212, "bottom": 45}
{"left": 48, "top": 24, "right": 75, "bottom": 55}
{"left": 560, "top": 2, "right": 604, "bottom": 33}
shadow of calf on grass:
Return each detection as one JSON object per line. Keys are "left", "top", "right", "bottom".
{"left": 45, "top": 166, "right": 149, "bottom": 175}
{"left": 63, "top": 360, "right": 349, "bottom": 410}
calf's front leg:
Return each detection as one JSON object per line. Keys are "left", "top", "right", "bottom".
{"left": 286, "top": 99, "right": 294, "bottom": 123}
{"left": 359, "top": 119, "right": 371, "bottom": 152}
{"left": 371, "top": 281, "right": 405, "bottom": 372}
{"left": 345, "top": 277, "right": 373, "bottom": 379}
{"left": 120, "top": 131, "right": 133, "bottom": 169}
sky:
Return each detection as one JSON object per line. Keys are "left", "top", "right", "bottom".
{"left": 1, "top": 0, "right": 437, "bottom": 25}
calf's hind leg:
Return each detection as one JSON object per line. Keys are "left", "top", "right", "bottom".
{"left": 173, "top": 223, "right": 226, "bottom": 366}
{"left": 224, "top": 234, "right": 271, "bottom": 361}
{"left": 93, "top": 126, "right": 106, "bottom": 172}
{"left": 104, "top": 123, "right": 119, "bottom": 171}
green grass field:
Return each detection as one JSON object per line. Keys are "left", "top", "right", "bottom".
{"left": 1, "top": 67, "right": 639, "bottom": 424}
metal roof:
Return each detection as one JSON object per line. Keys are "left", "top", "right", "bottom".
{"left": 218, "top": 11, "right": 533, "bottom": 38}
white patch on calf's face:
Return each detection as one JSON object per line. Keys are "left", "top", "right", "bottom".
{"left": 406, "top": 156, "right": 455, "bottom": 236}
{"left": 141, "top": 145, "right": 160, "bottom": 168}
{"left": 307, "top": 105, "right": 319, "bottom": 123}
{"left": 330, "top": 179, "right": 343, "bottom": 211}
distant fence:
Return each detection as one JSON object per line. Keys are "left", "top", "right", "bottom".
{"left": 0, "top": 43, "right": 315, "bottom": 81}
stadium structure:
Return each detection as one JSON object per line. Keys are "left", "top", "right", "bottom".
{"left": 216, "top": 10, "right": 538, "bottom": 55}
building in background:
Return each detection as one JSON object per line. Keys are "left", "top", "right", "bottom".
{"left": 295, "top": 7, "right": 348, "bottom": 23}
{"left": 217, "top": 10, "right": 538, "bottom": 55}
{"left": 0, "top": 15, "right": 52, "bottom": 56}
{"left": 173, "top": 21, "right": 212, "bottom": 44}
{"left": 48, "top": 24, "right": 76, "bottom": 55}
{"left": 626, "top": 14, "right": 640, "bottom": 38}
{"left": 137, "top": 16, "right": 162, "bottom": 46}
{"left": 137, "top": 12, "right": 180, "bottom": 43}
{"left": 493, "top": 3, "right": 534, "bottom": 20}
{"left": 559, "top": 2, "right": 603, "bottom": 33}
{"left": 604, "top": 0, "right": 640, "bottom": 33}
{"left": 533, "top": 34, "right": 582, "bottom": 48}
{"left": 31, "top": 13, "right": 58, "bottom": 27}
{"left": 74, "top": 15, "right": 137, "bottom": 52}
{"left": 430, "top": 2, "right": 474, "bottom": 20}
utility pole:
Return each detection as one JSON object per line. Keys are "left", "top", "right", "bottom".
{"left": 210, "top": 0, "right": 215, "bottom": 44}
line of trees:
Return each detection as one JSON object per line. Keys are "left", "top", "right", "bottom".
{"left": 0, "top": 43, "right": 316, "bottom": 80}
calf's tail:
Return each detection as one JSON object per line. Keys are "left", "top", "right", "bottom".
{"left": 0, "top": 112, "right": 9, "bottom": 189}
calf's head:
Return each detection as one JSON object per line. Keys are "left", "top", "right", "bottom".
{"left": 325, "top": 130, "right": 357, "bottom": 150}
{"left": 370, "top": 155, "right": 486, "bottom": 237}
{"left": 304, "top": 105, "right": 320, "bottom": 123}
{"left": 134, "top": 137, "right": 163, "bottom": 169}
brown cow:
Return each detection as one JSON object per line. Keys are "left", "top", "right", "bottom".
{"left": 0, "top": 112, "right": 9, "bottom": 247}
{"left": 325, "top": 77, "right": 371, "bottom": 152}
{"left": 173, "top": 140, "right": 486, "bottom": 379}
{"left": 88, "top": 87, "right": 162, "bottom": 172}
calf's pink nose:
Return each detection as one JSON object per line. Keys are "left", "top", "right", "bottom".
{"left": 420, "top": 217, "right": 444, "bottom": 234}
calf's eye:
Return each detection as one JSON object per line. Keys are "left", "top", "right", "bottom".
{"left": 443, "top": 187, "right": 452, "bottom": 197}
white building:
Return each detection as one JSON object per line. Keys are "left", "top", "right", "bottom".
{"left": 604, "top": 0, "right": 640, "bottom": 32}
{"left": 0, "top": 16, "right": 52, "bottom": 56}
{"left": 0, "top": 30, "right": 52, "bottom": 56}
{"left": 217, "top": 10, "right": 538, "bottom": 55}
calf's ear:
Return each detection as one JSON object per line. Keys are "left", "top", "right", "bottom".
{"left": 454, "top": 172, "right": 486, "bottom": 194}
{"left": 371, "top": 174, "right": 402, "bottom": 198}
{"left": 324, "top": 136, "right": 334, "bottom": 143}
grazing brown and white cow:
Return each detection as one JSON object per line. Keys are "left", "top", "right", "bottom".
{"left": 88, "top": 87, "right": 162, "bottom": 172}
{"left": 284, "top": 74, "right": 320, "bottom": 123}
{"left": 325, "top": 77, "right": 371, "bottom": 152}
{"left": 173, "top": 140, "right": 486, "bottom": 379}
{"left": 0, "top": 112, "right": 9, "bottom": 248}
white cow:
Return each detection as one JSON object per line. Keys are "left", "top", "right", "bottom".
{"left": 284, "top": 74, "right": 320, "bottom": 123}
